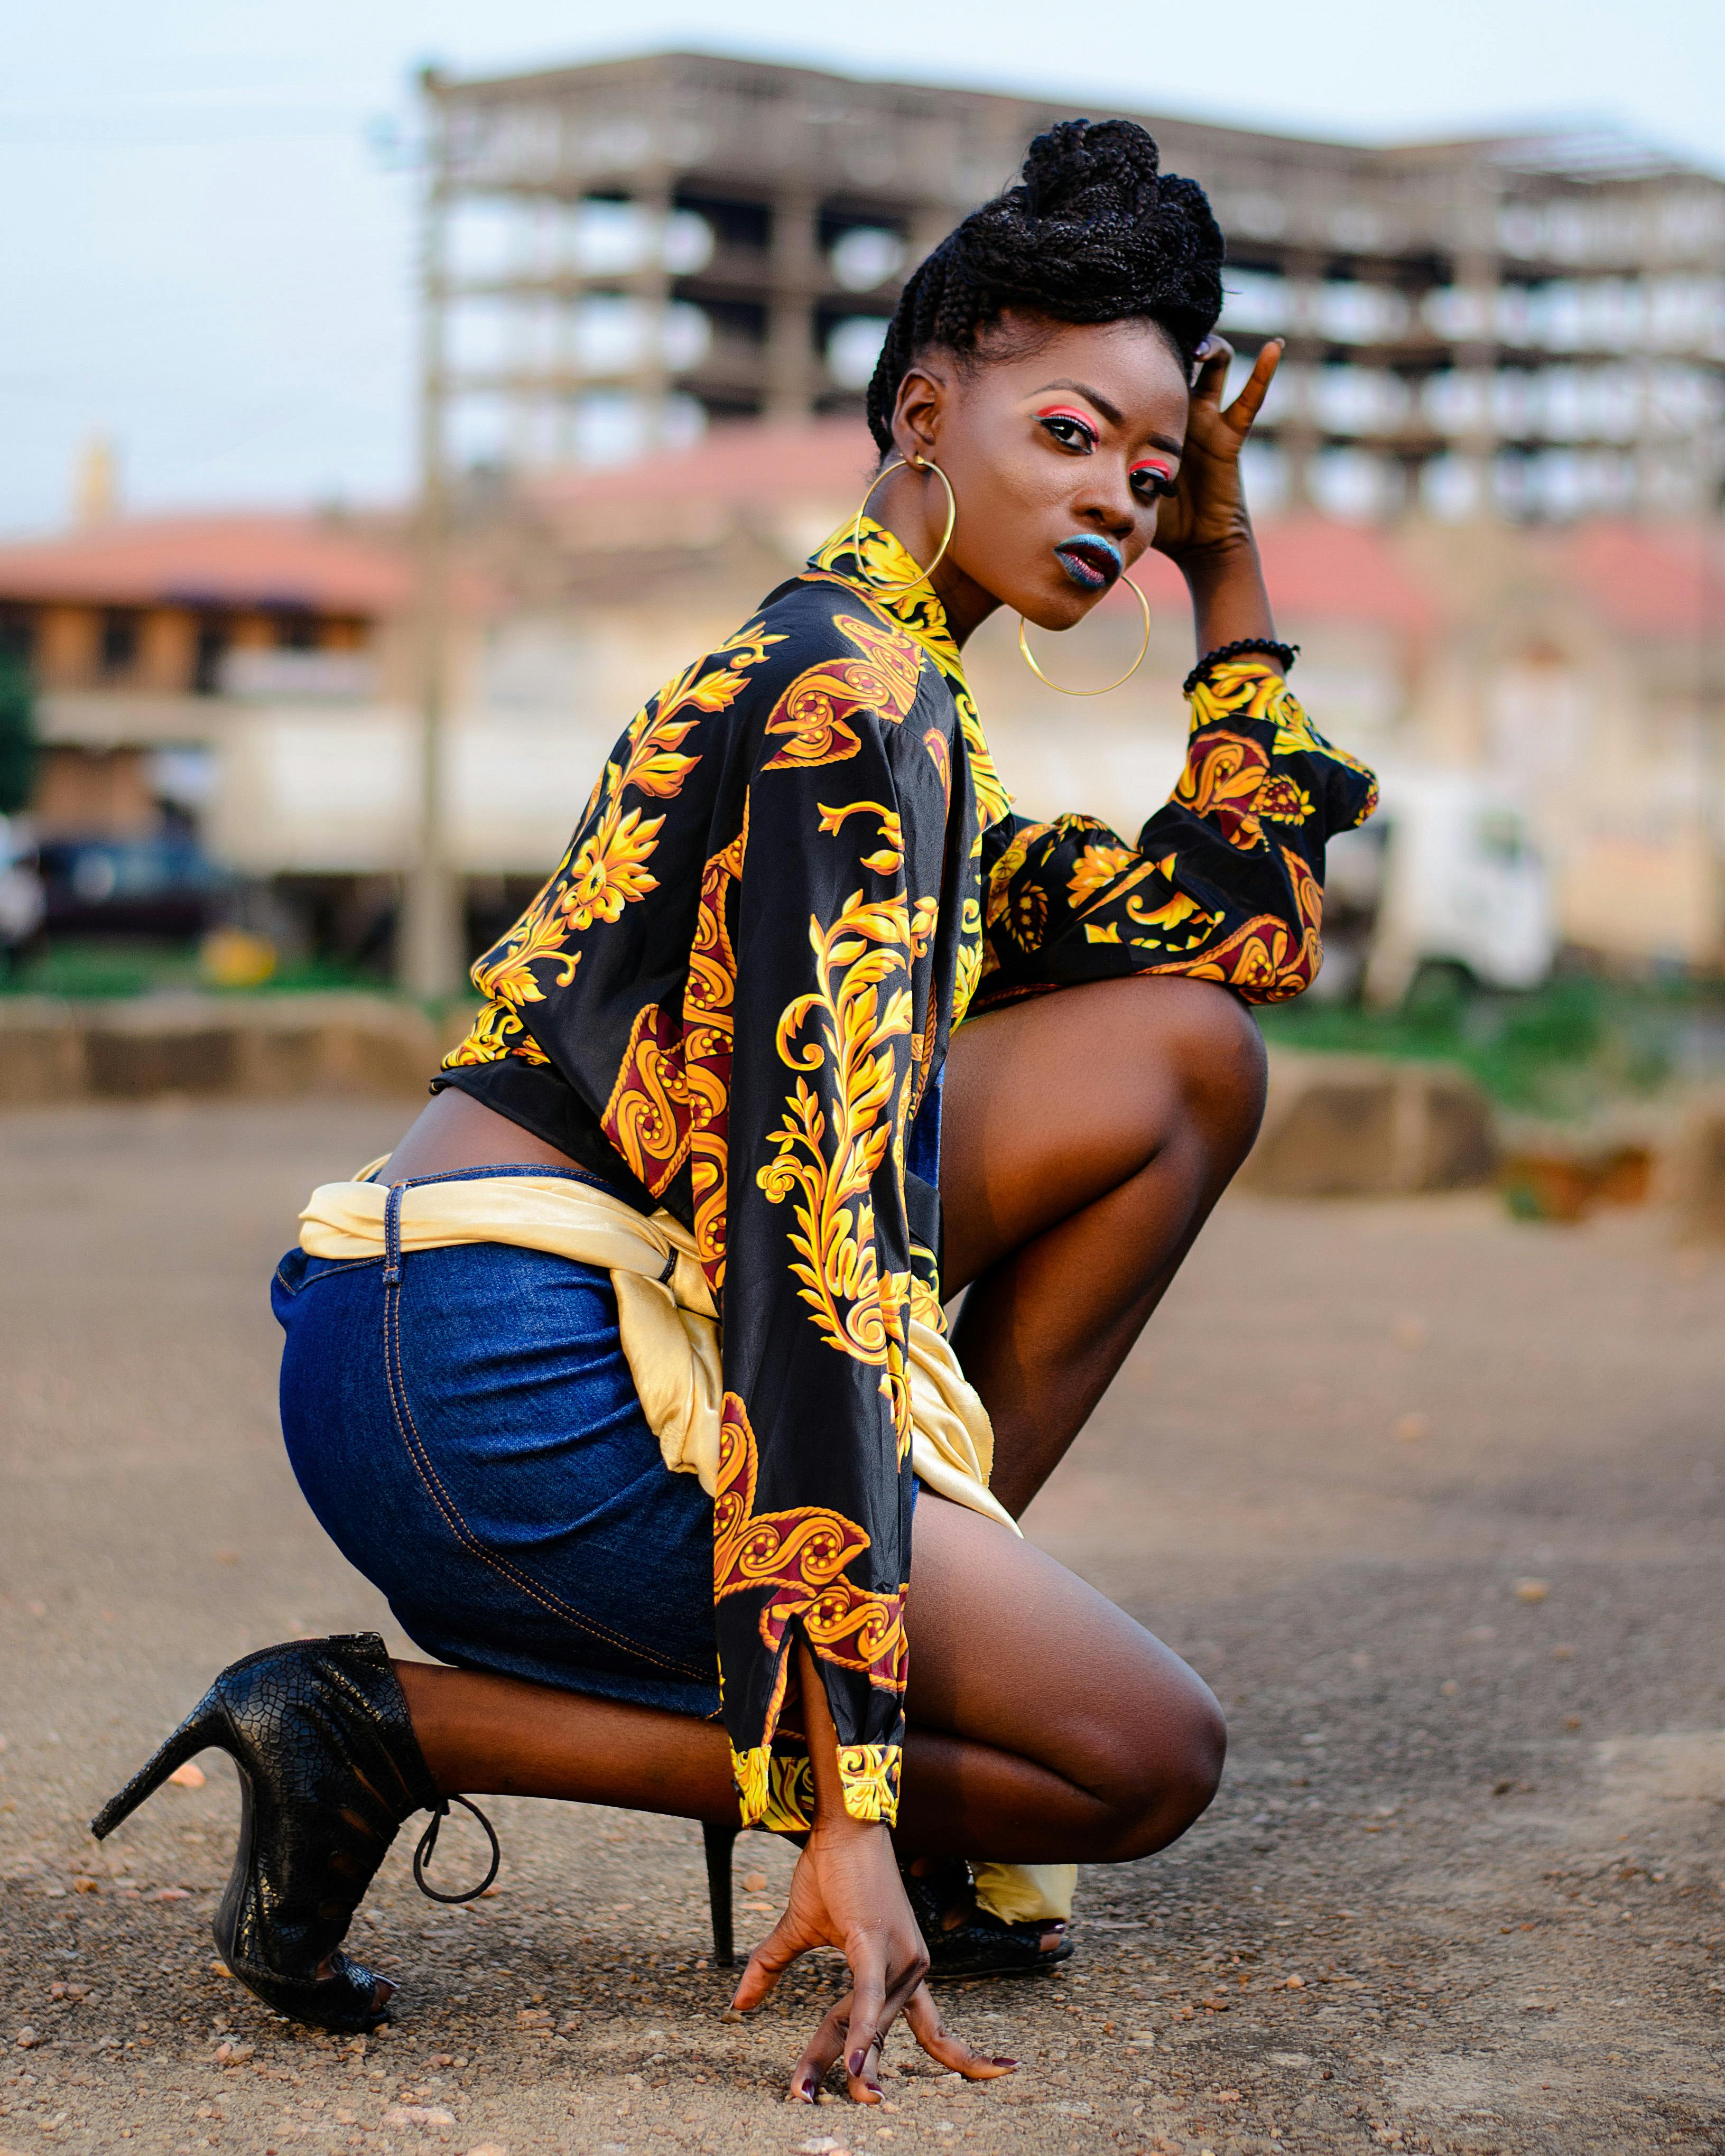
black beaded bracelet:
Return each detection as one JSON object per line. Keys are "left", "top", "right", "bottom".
{"left": 1182, "top": 639, "right": 1300, "bottom": 698}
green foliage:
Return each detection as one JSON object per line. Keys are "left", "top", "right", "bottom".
{"left": 0, "top": 654, "right": 38, "bottom": 816}
{"left": 1256, "top": 970, "right": 1717, "bottom": 1119}
{"left": 1, "top": 939, "right": 377, "bottom": 999}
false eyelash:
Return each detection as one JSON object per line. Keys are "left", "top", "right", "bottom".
{"left": 1037, "top": 407, "right": 1098, "bottom": 446}
{"left": 1130, "top": 463, "right": 1176, "bottom": 496}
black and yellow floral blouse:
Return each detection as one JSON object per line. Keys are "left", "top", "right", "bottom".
{"left": 436, "top": 517, "right": 1378, "bottom": 1829}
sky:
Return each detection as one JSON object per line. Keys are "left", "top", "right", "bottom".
{"left": 4, "top": 0, "right": 1722, "bottom": 535}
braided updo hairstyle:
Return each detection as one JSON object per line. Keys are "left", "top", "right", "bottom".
{"left": 865, "top": 117, "right": 1225, "bottom": 456}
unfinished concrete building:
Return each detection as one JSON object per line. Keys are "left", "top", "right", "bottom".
{"left": 420, "top": 49, "right": 1725, "bottom": 522}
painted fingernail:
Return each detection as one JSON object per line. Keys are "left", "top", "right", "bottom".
{"left": 992, "top": 2056, "right": 1018, "bottom": 2067}
{"left": 848, "top": 2049, "right": 867, "bottom": 2075}
{"left": 794, "top": 2076, "right": 817, "bottom": 2101}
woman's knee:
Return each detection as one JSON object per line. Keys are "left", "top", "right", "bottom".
{"left": 1083, "top": 1674, "right": 1227, "bottom": 1862}
{"left": 1095, "top": 975, "right": 1265, "bottom": 1175}
{"left": 1157, "top": 980, "right": 1267, "bottom": 1157}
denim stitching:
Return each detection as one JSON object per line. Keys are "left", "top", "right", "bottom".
{"left": 383, "top": 1183, "right": 404, "bottom": 1286}
{"left": 381, "top": 1278, "right": 710, "bottom": 1681}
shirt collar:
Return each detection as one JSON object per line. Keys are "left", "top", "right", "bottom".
{"left": 805, "top": 514, "right": 965, "bottom": 678}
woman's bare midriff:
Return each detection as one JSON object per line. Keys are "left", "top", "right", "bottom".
{"left": 378, "top": 1088, "right": 583, "bottom": 1184}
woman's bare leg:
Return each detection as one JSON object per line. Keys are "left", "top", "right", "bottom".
{"left": 941, "top": 975, "right": 1267, "bottom": 1516}
{"left": 396, "top": 1491, "right": 1219, "bottom": 1864}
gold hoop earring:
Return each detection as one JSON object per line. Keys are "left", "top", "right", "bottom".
{"left": 850, "top": 456, "right": 957, "bottom": 592}
{"left": 1018, "top": 573, "right": 1152, "bottom": 696}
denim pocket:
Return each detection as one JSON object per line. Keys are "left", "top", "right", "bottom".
{"left": 272, "top": 1246, "right": 381, "bottom": 1305}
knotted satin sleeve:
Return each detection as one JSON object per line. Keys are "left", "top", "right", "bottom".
{"left": 973, "top": 658, "right": 1378, "bottom": 1009}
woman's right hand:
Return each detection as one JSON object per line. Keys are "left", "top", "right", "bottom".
{"left": 729, "top": 1810, "right": 926, "bottom": 2102}
{"left": 730, "top": 1812, "right": 1017, "bottom": 2101}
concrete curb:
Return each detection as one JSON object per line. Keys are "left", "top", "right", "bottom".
{"left": 1239, "top": 1050, "right": 1498, "bottom": 1197}
{"left": 0, "top": 994, "right": 462, "bottom": 1105}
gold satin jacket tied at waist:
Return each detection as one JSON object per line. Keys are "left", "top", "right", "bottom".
{"left": 298, "top": 1168, "right": 1019, "bottom": 1539}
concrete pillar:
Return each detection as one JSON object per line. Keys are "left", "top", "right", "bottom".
{"left": 139, "top": 609, "right": 197, "bottom": 694}
{"left": 1450, "top": 162, "right": 1501, "bottom": 522}
{"left": 36, "top": 605, "right": 99, "bottom": 692}
{"left": 766, "top": 189, "right": 820, "bottom": 421}
{"left": 1274, "top": 245, "right": 1323, "bottom": 512}
{"left": 631, "top": 173, "right": 674, "bottom": 450}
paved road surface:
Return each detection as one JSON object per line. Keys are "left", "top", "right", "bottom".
{"left": 3, "top": 1099, "right": 1723, "bottom": 2156}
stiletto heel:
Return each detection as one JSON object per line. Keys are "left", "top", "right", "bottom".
{"left": 90, "top": 1697, "right": 226, "bottom": 1841}
{"left": 702, "top": 1820, "right": 737, "bottom": 1967}
{"left": 89, "top": 1633, "right": 443, "bottom": 2033}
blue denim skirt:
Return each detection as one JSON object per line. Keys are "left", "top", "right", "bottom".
{"left": 272, "top": 1163, "right": 722, "bottom": 1719}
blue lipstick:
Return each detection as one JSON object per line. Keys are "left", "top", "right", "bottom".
{"left": 1053, "top": 534, "right": 1123, "bottom": 591}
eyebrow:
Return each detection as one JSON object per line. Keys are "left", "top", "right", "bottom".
{"left": 1034, "top": 379, "right": 1182, "bottom": 458}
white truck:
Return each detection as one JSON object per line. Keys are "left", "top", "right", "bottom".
{"left": 1316, "top": 767, "right": 1556, "bottom": 1009}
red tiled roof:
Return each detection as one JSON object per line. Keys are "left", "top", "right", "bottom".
{"left": 1552, "top": 522, "right": 1725, "bottom": 637}
{"left": 530, "top": 416, "right": 879, "bottom": 516}
{"left": 0, "top": 513, "right": 413, "bottom": 614}
{"left": 1252, "top": 515, "right": 1443, "bottom": 636}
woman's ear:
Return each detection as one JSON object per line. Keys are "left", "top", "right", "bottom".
{"left": 893, "top": 363, "right": 947, "bottom": 467}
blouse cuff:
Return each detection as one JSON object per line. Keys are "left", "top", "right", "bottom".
{"left": 1183, "top": 653, "right": 1291, "bottom": 708}
{"left": 731, "top": 1735, "right": 902, "bottom": 1833}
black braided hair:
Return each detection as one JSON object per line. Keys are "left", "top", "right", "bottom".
{"left": 866, "top": 117, "right": 1224, "bottom": 456}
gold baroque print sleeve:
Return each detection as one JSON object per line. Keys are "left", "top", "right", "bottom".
{"left": 973, "top": 658, "right": 1379, "bottom": 1010}
{"left": 430, "top": 529, "right": 970, "bottom": 1825}
{"left": 715, "top": 676, "right": 947, "bottom": 1831}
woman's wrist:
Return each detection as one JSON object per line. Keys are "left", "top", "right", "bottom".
{"left": 794, "top": 1637, "right": 884, "bottom": 1841}
{"left": 1174, "top": 529, "right": 1258, "bottom": 584}
{"left": 809, "top": 1805, "right": 888, "bottom": 1845}
{"left": 1177, "top": 535, "right": 1278, "bottom": 659}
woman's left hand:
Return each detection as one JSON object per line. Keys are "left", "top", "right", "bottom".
{"left": 1152, "top": 334, "right": 1282, "bottom": 566}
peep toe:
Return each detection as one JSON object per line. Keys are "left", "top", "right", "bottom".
{"left": 91, "top": 1631, "right": 455, "bottom": 2032}
{"left": 899, "top": 1856, "right": 1074, "bottom": 1981}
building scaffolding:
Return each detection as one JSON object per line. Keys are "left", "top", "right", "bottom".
{"left": 417, "top": 50, "right": 1725, "bottom": 518}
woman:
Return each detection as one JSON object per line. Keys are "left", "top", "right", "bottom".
{"left": 95, "top": 119, "right": 1375, "bottom": 2103}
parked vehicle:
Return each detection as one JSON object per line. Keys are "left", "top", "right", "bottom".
{"left": 1317, "top": 769, "right": 1556, "bottom": 1009}
{"left": 37, "top": 834, "right": 232, "bottom": 941}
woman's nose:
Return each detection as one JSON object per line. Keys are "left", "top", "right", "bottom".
{"left": 1074, "top": 473, "right": 1138, "bottom": 540}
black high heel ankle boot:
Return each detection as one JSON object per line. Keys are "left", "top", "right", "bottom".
{"left": 91, "top": 1632, "right": 442, "bottom": 2033}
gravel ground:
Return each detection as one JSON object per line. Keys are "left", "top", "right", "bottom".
{"left": 2, "top": 1097, "right": 1723, "bottom": 2156}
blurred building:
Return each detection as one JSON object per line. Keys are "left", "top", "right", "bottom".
{"left": 421, "top": 49, "right": 1725, "bottom": 521}
{"left": 0, "top": 513, "right": 412, "bottom": 842}
{"left": 0, "top": 430, "right": 1719, "bottom": 971}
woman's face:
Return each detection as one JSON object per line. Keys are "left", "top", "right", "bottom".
{"left": 891, "top": 314, "right": 1191, "bottom": 634}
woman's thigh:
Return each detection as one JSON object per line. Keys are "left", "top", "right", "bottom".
{"left": 939, "top": 974, "right": 1266, "bottom": 1290}
{"left": 905, "top": 1491, "right": 1223, "bottom": 1834}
